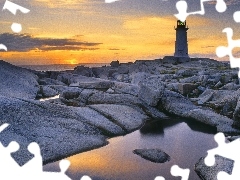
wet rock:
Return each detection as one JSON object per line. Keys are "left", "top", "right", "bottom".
{"left": 0, "top": 60, "right": 39, "bottom": 99}
{"left": 133, "top": 149, "right": 170, "bottom": 163}
{"left": 195, "top": 156, "right": 233, "bottom": 180}
{"left": 89, "top": 104, "right": 149, "bottom": 132}
{"left": 139, "top": 76, "right": 165, "bottom": 106}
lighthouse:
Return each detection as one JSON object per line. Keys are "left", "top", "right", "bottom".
{"left": 174, "top": 20, "right": 189, "bottom": 58}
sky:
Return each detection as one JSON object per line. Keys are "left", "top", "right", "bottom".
{"left": 0, "top": 0, "right": 239, "bottom": 65}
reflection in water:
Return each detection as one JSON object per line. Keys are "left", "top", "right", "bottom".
{"left": 44, "top": 119, "right": 217, "bottom": 180}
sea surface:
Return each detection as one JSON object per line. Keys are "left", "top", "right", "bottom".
{"left": 44, "top": 118, "right": 217, "bottom": 180}
{"left": 21, "top": 63, "right": 109, "bottom": 72}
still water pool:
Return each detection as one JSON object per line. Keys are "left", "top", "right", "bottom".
{"left": 44, "top": 118, "right": 217, "bottom": 180}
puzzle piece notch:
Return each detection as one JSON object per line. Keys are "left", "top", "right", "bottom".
{"left": 216, "top": 28, "right": 240, "bottom": 78}
{"left": 154, "top": 177, "right": 165, "bottom": 180}
{"left": 2, "top": 0, "right": 30, "bottom": 33}
{"left": 171, "top": 165, "right": 190, "bottom": 180}
{"left": 204, "top": 132, "right": 240, "bottom": 180}
{"left": 233, "top": 11, "right": 240, "bottom": 23}
{"left": 175, "top": 0, "right": 227, "bottom": 22}
{"left": 0, "top": 123, "right": 91, "bottom": 180}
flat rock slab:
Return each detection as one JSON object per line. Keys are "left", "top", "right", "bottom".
{"left": 89, "top": 104, "right": 149, "bottom": 132}
{"left": 0, "top": 95, "right": 108, "bottom": 165}
{"left": 195, "top": 155, "right": 233, "bottom": 180}
{"left": 133, "top": 149, "right": 170, "bottom": 163}
{"left": 57, "top": 73, "right": 114, "bottom": 89}
{"left": 0, "top": 60, "right": 39, "bottom": 99}
{"left": 72, "top": 107, "right": 125, "bottom": 136}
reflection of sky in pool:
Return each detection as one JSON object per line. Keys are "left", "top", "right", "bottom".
{"left": 44, "top": 119, "right": 217, "bottom": 180}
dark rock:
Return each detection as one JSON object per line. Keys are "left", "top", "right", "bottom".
{"left": 73, "top": 66, "right": 93, "bottom": 77}
{"left": 110, "top": 60, "right": 120, "bottom": 67}
{"left": 133, "top": 149, "right": 170, "bottom": 163}
{"left": 177, "top": 83, "right": 198, "bottom": 95}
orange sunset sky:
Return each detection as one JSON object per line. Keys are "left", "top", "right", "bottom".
{"left": 0, "top": 0, "right": 239, "bottom": 65}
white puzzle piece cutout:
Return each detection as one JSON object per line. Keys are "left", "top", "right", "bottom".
{"left": 2, "top": 0, "right": 30, "bottom": 33}
{"left": 175, "top": 0, "right": 227, "bottom": 22}
{"left": 216, "top": 28, "right": 240, "bottom": 78}
{"left": 0, "top": 123, "right": 92, "bottom": 180}
{"left": 205, "top": 132, "right": 240, "bottom": 180}
{"left": 171, "top": 165, "right": 190, "bottom": 180}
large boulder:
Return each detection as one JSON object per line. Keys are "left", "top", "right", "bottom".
{"left": 139, "top": 76, "right": 165, "bottom": 106}
{"left": 0, "top": 60, "right": 39, "bottom": 99}
{"left": 89, "top": 104, "right": 149, "bottom": 132}
{"left": 159, "top": 90, "right": 240, "bottom": 135}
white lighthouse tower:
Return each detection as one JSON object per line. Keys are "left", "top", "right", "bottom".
{"left": 174, "top": 20, "right": 189, "bottom": 58}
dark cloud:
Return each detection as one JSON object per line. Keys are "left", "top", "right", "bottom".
{"left": 0, "top": 33, "right": 102, "bottom": 52}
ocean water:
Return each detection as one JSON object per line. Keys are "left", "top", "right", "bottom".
{"left": 21, "top": 63, "right": 109, "bottom": 71}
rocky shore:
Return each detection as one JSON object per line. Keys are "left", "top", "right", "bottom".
{"left": 0, "top": 57, "right": 239, "bottom": 179}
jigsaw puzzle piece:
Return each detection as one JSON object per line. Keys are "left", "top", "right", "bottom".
{"left": 175, "top": 0, "right": 227, "bottom": 22}
{"left": 216, "top": 28, "right": 240, "bottom": 77}
{"left": 170, "top": 165, "right": 190, "bottom": 180}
